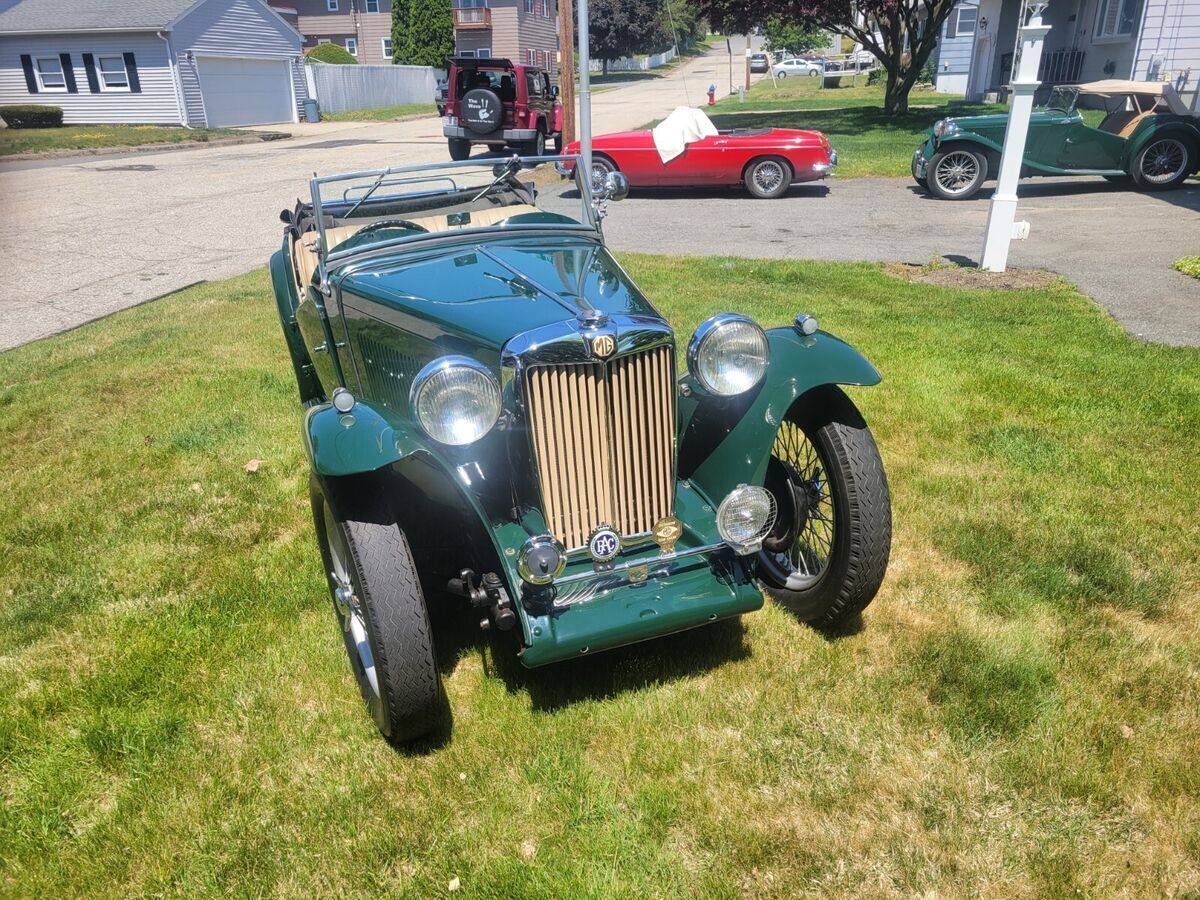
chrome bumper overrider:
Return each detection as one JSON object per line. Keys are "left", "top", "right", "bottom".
{"left": 913, "top": 147, "right": 928, "bottom": 178}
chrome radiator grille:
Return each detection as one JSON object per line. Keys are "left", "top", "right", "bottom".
{"left": 525, "top": 345, "right": 676, "bottom": 549}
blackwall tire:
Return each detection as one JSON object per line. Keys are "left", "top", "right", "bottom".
{"left": 744, "top": 156, "right": 792, "bottom": 199}
{"left": 1132, "top": 137, "right": 1194, "bottom": 191}
{"left": 448, "top": 138, "right": 471, "bottom": 161}
{"left": 524, "top": 128, "right": 546, "bottom": 157}
{"left": 927, "top": 147, "right": 987, "bottom": 200}
{"left": 757, "top": 386, "right": 891, "bottom": 627}
{"left": 310, "top": 476, "right": 445, "bottom": 745}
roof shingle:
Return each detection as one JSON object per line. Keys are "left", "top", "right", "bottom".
{"left": 0, "top": 0, "right": 203, "bottom": 33}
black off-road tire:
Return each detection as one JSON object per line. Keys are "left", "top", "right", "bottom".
{"left": 758, "top": 387, "right": 891, "bottom": 627}
{"left": 926, "top": 147, "right": 987, "bottom": 200}
{"left": 552, "top": 132, "right": 563, "bottom": 154}
{"left": 744, "top": 156, "right": 793, "bottom": 199}
{"left": 311, "top": 476, "right": 444, "bottom": 745}
{"left": 448, "top": 138, "right": 471, "bottom": 161}
{"left": 524, "top": 127, "right": 546, "bottom": 157}
{"left": 1131, "top": 136, "right": 1194, "bottom": 191}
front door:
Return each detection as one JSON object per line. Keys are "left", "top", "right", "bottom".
{"left": 1056, "top": 118, "right": 1127, "bottom": 171}
{"left": 657, "top": 135, "right": 728, "bottom": 185}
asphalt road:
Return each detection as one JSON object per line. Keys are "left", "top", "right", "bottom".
{"left": 0, "top": 41, "right": 760, "bottom": 351}
{"left": 590, "top": 175, "right": 1200, "bottom": 346}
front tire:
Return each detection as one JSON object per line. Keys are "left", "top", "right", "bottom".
{"left": 448, "top": 138, "right": 471, "bottom": 161}
{"left": 757, "top": 386, "right": 891, "bottom": 627}
{"left": 1131, "top": 137, "right": 1194, "bottom": 191}
{"left": 311, "top": 476, "right": 444, "bottom": 744}
{"left": 744, "top": 156, "right": 792, "bottom": 199}
{"left": 927, "top": 147, "right": 987, "bottom": 200}
{"left": 524, "top": 128, "right": 546, "bottom": 157}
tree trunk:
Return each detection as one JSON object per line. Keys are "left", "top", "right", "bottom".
{"left": 603, "top": 58, "right": 609, "bottom": 76}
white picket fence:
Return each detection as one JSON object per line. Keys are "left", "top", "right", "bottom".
{"left": 305, "top": 62, "right": 438, "bottom": 114}
{"left": 589, "top": 46, "right": 676, "bottom": 73}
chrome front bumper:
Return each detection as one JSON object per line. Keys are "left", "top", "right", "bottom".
{"left": 913, "top": 146, "right": 928, "bottom": 179}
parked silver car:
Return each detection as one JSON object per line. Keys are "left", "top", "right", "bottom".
{"left": 772, "top": 58, "right": 823, "bottom": 78}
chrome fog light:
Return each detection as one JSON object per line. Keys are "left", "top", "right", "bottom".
{"left": 517, "top": 534, "right": 567, "bottom": 584}
{"left": 716, "top": 485, "right": 777, "bottom": 554}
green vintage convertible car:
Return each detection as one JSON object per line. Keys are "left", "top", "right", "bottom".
{"left": 270, "top": 156, "right": 891, "bottom": 743}
{"left": 914, "top": 80, "right": 1200, "bottom": 199}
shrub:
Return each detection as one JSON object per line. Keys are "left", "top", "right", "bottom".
{"left": 867, "top": 68, "right": 884, "bottom": 86}
{"left": 0, "top": 104, "right": 64, "bottom": 128}
{"left": 305, "top": 43, "right": 358, "bottom": 65}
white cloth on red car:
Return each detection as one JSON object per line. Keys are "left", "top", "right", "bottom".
{"left": 651, "top": 106, "right": 719, "bottom": 163}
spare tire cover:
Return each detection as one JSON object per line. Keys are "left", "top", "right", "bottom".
{"left": 462, "top": 87, "right": 503, "bottom": 133}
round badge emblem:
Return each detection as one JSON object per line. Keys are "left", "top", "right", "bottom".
{"left": 588, "top": 527, "right": 621, "bottom": 563}
{"left": 591, "top": 334, "right": 616, "bottom": 358}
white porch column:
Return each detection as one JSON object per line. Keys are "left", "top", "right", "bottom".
{"left": 980, "top": 2, "right": 1051, "bottom": 272}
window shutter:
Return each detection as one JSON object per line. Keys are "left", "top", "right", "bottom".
{"left": 82, "top": 53, "right": 101, "bottom": 92}
{"left": 123, "top": 52, "right": 141, "bottom": 93}
{"left": 20, "top": 54, "right": 38, "bottom": 92}
{"left": 60, "top": 53, "right": 78, "bottom": 92}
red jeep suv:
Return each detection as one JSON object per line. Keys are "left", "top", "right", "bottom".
{"left": 442, "top": 57, "right": 563, "bottom": 160}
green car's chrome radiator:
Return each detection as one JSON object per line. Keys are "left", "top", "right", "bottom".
{"left": 524, "top": 345, "right": 677, "bottom": 550}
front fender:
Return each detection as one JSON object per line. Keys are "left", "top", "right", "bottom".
{"left": 677, "top": 327, "right": 880, "bottom": 502}
{"left": 303, "top": 399, "right": 418, "bottom": 477}
{"left": 1127, "top": 120, "right": 1200, "bottom": 165}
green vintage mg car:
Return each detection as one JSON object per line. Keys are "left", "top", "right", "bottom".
{"left": 914, "top": 79, "right": 1200, "bottom": 200}
{"left": 270, "top": 156, "right": 891, "bottom": 743}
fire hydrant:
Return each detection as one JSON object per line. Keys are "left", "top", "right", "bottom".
{"left": 707, "top": 84, "right": 716, "bottom": 106}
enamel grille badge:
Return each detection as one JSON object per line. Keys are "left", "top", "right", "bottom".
{"left": 590, "top": 333, "right": 616, "bottom": 358}
{"left": 588, "top": 526, "right": 621, "bottom": 564}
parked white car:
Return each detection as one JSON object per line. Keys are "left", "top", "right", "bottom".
{"left": 772, "top": 58, "right": 823, "bottom": 78}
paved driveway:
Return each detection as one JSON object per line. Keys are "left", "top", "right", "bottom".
{"left": 0, "top": 42, "right": 757, "bottom": 351}
{"left": 594, "top": 176, "right": 1200, "bottom": 346}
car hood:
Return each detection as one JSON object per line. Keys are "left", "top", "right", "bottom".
{"left": 337, "top": 235, "right": 663, "bottom": 355}
{"left": 927, "top": 108, "right": 1063, "bottom": 136}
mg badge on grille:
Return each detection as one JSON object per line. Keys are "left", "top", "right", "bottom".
{"left": 652, "top": 516, "right": 683, "bottom": 555}
{"left": 587, "top": 526, "right": 621, "bottom": 564}
{"left": 590, "top": 333, "right": 616, "bottom": 358}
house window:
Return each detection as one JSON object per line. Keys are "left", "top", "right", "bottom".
{"left": 345, "top": 37, "right": 357, "bottom": 56}
{"left": 527, "top": 49, "right": 536, "bottom": 65}
{"left": 382, "top": 37, "right": 393, "bottom": 58}
{"left": 327, "top": 0, "right": 339, "bottom": 10}
{"left": 1094, "top": 0, "right": 1142, "bottom": 39}
{"left": 34, "top": 55, "right": 66, "bottom": 91}
{"left": 458, "top": 49, "right": 475, "bottom": 58}
{"left": 947, "top": 6, "right": 977, "bottom": 38}
{"left": 97, "top": 54, "right": 130, "bottom": 91}
{"left": 365, "top": 0, "right": 380, "bottom": 10}
{"left": 477, "top": 47, "right": 491, "bottom": 58}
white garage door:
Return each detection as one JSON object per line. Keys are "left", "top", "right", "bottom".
{"left": 198, "top": 56, "right": 293, "bottom": 127}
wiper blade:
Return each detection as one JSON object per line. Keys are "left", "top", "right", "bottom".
{"left": 344, "top": 170, "right": 388, "bottom": 219}
{"left": 470, "top": 155, "right": 522, "bottom": 204}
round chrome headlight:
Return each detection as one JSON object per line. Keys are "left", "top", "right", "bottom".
{"left": 410, "top": 356, "right": 501, "bottom": 446}
{"left": 687, "top": 314, "right": 769, "bottom": 396}
{"left": 716, "top": 484, "right": 777, "bottom": 554}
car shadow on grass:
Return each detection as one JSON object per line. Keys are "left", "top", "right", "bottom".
{"left": 486, "top": 616, "right": 753, "bottom": 712}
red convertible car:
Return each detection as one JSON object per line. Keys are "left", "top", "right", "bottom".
{"left": 559, "top": 108, "right": 837, "bottom": 199}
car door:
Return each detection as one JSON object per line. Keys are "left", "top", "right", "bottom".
{"left": 657, "top": 133, "right": 728, "bottom": 185}
{"left": 1056, "top": 115, "right": 1127, "bottom": 171}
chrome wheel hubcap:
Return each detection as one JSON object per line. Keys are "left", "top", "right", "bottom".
{"left": 935, "top": 151, "right": 979, "bottom": 194}
{"left": 753, "top": 161, "right": 785, "bottom": 194}
{"left": 1142, "top": 139, "right": 1186, "bottom": 184}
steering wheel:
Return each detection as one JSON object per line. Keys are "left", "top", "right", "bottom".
{"left": 355, "top": 219, "right": 429, "bottom": 235}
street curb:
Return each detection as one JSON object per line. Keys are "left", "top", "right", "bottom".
{"left": 0, "top": 131, "right": 291, "bottom": 162}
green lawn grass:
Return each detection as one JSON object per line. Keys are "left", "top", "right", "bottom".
{"left": 0, "top": 124, "right": 244, "bottom": 156}
{"left": 320, "top": 103, "right": 437, "bottom": 122}
{"left": 1174, "top": 255, "right": 1200, "bottom": 279}
{"left": 2, "top": 258, "right": 1198, "bottom": 896}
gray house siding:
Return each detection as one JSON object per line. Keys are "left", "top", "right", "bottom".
{"left": 935, "top": 0, "right": 977, "bottom": 93}
{"left": 170, "top": 0, "right": 305, "bottom": 125}
{"left": 1133, "top": 0, "right": 1200, "bottom": 109}
{"left": 0, "top": 32, "right": 183, "bottom": 124}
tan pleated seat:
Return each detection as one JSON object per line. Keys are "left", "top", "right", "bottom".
{"left": 291, "top": 203, "right": 540, "bottom": 288}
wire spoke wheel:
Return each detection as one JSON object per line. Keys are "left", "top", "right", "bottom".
{"left": 934, "top": 150, "right": 980, "bottom": 194}
{"left": 753, "top": 159, "right": 785, "bottom": 194}
{"left": 1140, "top": 138, "right": 1187, "bottom": 185}
{"left": 760, "top": 420, "right": 836, "bottom": 589}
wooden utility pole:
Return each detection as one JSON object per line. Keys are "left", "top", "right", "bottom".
{"left": 558, "top": 0, "right": 576, "bottom": 144}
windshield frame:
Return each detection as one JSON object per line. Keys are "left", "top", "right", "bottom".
{"left": 309, "top": 154, "right": 598, "bottom": 274}
{"left": 1043, "top": 85, "right": 1079, "bottom": 116}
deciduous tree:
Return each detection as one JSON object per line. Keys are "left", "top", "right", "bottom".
{"left": 392, "top": 0, "right": 455, "bottom": 68}
{"left": 698, "top": 0, "right": 958, "bottom": 113}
